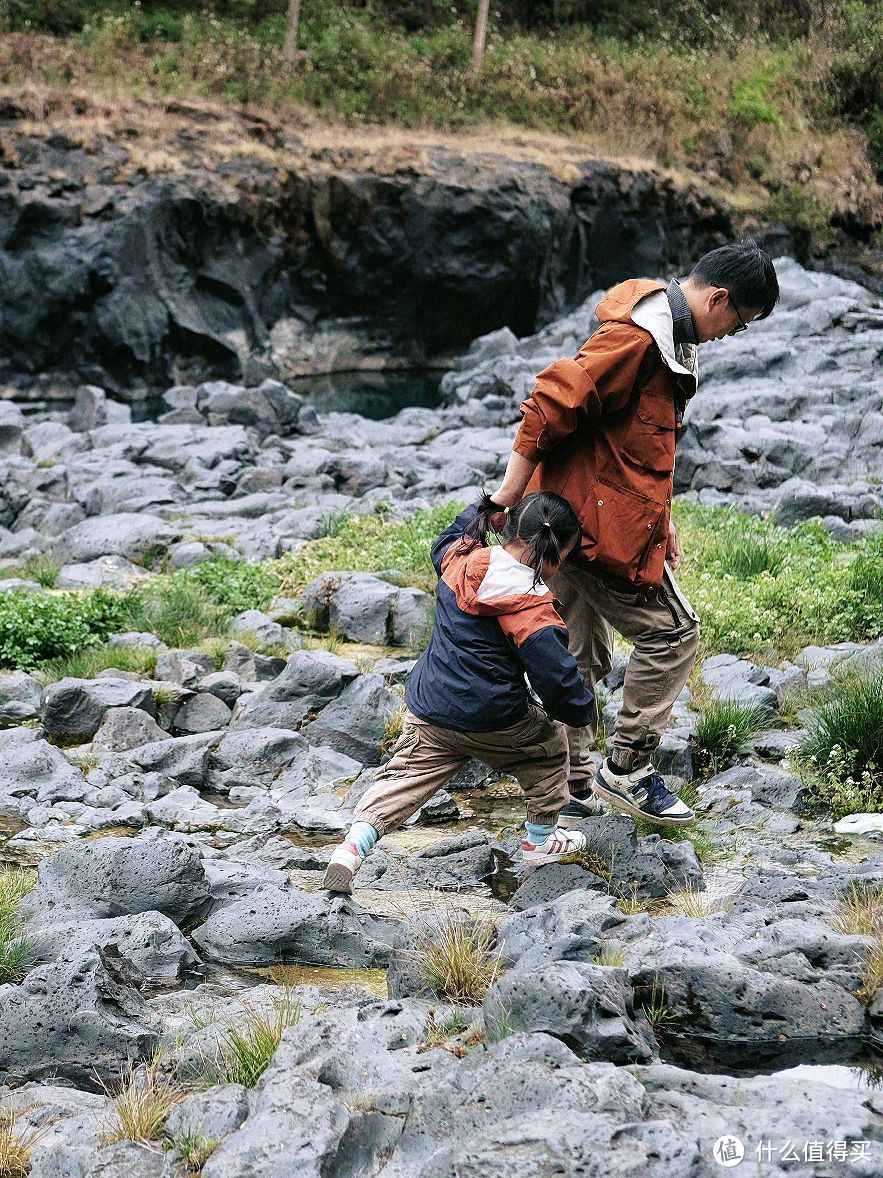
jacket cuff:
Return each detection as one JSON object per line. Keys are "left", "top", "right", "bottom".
{"left": 513, "top": 432, "right": 548, "bottom": 462}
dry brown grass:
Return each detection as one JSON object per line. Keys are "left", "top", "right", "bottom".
{"left": 0, "top": 1108, "right": 46, "bottom": 1178}
{"left": 100, "top": 1058, "right": 186, "bottom": 1146}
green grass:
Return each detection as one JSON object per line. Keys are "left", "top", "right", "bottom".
{"left": 273, "top": 503, "right": 460, "bottom": 597}
{"left": 796, "top": 672, "right": 883, "bottom": 817}
{"left": 2, "top": 553, "right": 62, "bottom": 588}
{"left": 100, "top": 1058, "right": 185, "bottom": 1146}
{"left": 165, "top": 1125, "right": 218, "bottom": 1172}
{"left": 35, "top": 641, "right": 159, "bottom": 685}
{"left": 693, "top": 698, "right": 772, "bottom": 775}
{"left": 218, "top": 989, "right": 302, "bottom": 1087}
{"left": 0, "top": 868, "right": 36, "bottom": 986}
{"left": 674, "top": 504, "right": 883, "bottom": 658}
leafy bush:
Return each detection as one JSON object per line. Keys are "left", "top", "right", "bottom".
{"left": 694, "top": 698, "right": 772, "bottom": 775}
{"left": 0, "top": 589, "right": 129, "bottom": 671}
{"left": 797, "top": 672, "right": 883, "bottom": 815}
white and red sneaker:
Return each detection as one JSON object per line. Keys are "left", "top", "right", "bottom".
{"left": 520, "top": 826, "right": 588, "bottom": 865}
{"left": 321, "top": 840, "right": 363, "bottom": 894}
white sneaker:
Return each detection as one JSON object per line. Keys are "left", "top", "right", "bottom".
{"left": 322, "top": 840, "right": 363, "bottom": 894}
{"left": 520, "top": 826, "right": 588, "bottom": 865}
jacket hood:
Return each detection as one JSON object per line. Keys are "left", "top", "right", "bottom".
{"left": 442, "top": 545, "right": 553, "bottom": 617}
{"left": 597, "top": 279, "right": 697, "bottom": 380}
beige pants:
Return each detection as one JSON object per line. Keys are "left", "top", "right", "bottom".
{"left": 549, "top": 562, "right": 700, "bottom": 784}
{"left": 354, "top": 705, "right": 570, "bottom": 835}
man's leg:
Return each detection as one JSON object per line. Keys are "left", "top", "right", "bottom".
{"left": 554, "top": 565, "right": 701, "bottom": 824}
{"left": 548, "top": 563, "right": 615, "bottom": 794}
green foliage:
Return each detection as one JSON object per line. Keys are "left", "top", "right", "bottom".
{"left": 797, "top": 672, "right": 883, "bottom": 816}
{"left": 165, "top": 1125, "right": 218, "bottom": 1171}
{"left": 122, "top": 579, "right": 228, "bottom": 650}
{"left": 273, "top": 503, "right": 461, "bottom": 597}
{"left": 675, "top": 504, "right": 883, "bottom": 657}
{"left": 694, "top": 698, "right": 771, "bottom": 775}
{"left": 0, "top": 589, "right": 130, "bottom": 672}
{"left": 730, "top": 73, "right": 783, "bottom": 128}
{"left": 0, "top": 868, "right": 35, "bottom": 986}
{"left": 174, "top": 557, "right": 277, "bottom": 615}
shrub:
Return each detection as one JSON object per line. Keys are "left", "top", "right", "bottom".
{"left": 218, "top": 989, "right": 302, "bottom": 1087}
{"left": 797, "top": 672, "right": 883, "bottom": 816}
{"left": 694, "top": 698, "right": 771, "bottom": 775}
{"left": 0, "top": 589, "right": 129, "bottom": 671}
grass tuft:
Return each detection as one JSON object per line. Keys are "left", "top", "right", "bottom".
{"left": 640, "top": 974, "right": 680, "bottom": 1029}
{"left": 217, "top": 989, "right": 302, "bottom": 1088}
{"left": 694, "top": 698, "right": 771, "bottom": 776}
{"left": 830, "top": 884, "right": 883, "bottom": 938}
{"left": 165, "top": 1125, "right": 218, "bottom": 1173}
{"left": 100, "top": 1058, "right": 186, "bottom": 1146}
{"left": 35, "top": 642, "right": 158, "bottom": 685}
{"left": 666, "top": 880, "right": 726, "bottom": 918}
{"left": 0, "top": 868, "right": 35, "bottom": 986}
{"left": 797, "top": 672, "right": 883, "bottom": 817}
{"left": 418, "top": 910, "right": 501, "bottom": 1005}
{"left": 0, "top": 1108, "right": 46, "bottom": 1178}
{"left": 593, "top": 943, "right": 625, "bottom": 967}
{"left": 856, "top": 939, "right": 883, "bottom": 1006}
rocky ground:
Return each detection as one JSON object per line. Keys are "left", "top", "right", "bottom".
{"left": 0, "top": 254, "right": 882, "bottom": 1174}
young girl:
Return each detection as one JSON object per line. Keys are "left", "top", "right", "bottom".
{"left": 322, "top": 491, "right": 596, "bottom": 894}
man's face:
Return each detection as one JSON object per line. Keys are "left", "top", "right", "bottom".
{"left": 693, "top": 286, "right": 762, "bottom": 343}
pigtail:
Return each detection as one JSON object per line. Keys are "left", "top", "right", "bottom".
{"left": 528, "top": 517, "right": 562, "bottom": 587}
{"left": 459, "top": 491, "right": 506, "bottom": 553}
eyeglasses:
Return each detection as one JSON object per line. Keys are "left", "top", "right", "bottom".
{"left": 728, "top": 293, "right": 749, "bottom": 334}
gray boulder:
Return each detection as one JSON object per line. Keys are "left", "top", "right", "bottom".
{"left": 191, "top": 885, "right": 403, "bottom": 967}
{"left": 53, "top": 513, "right": 178, "bottom": 564}
{"left": 300, "top": 673, "right": 399, "bottom": 765}
{"left": 55, "top": 556, "right": 152, "bottom": 591}
{"left": 0, "top": 670, "right": 42, "bottom": 722}
{"left": 42, "top": 676, "right": 156, "bottom": 740}
{"left": 0, "top": 948, "right": 160, "bottom": 1086}
{"left": 28, "top": 910, "right": 201, "bottom": 984}
{"left": 484, "top": 959, "right": 657, "bottom": 1064}
{"left": 0, "top": 729, "right": 86, "bottom": 803}
{"left": 297, "top": 571, "right": 434, "bottom": 647}
{"left": 21, "top": 836, "right": 212, "bottom": 926}
{"left": 232, "top": 649, "right": 358, "bottom": 730}
{"left": 165, "top": 1084, "right": 250, "bottom": 1144}
{"left": 700, "top": 653, "right": 778, "bottom": 711}
{"left": 174, "top": 691, "right": 233, "bottom": 734}
{"left": 155, "top": 649, "right": 217, "bottom": 688}
{"left": 93, "top": 706, "right": 168, "bottom": 752}
{"left": 127, "top": 731, "right": 221, "bottom": 786}
{"left": 198, "top": 670, "right": 243, "bottom": 709}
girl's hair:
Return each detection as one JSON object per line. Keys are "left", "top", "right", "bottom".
{"left": 461, "top": 491, "right": 581, "bottom": 585}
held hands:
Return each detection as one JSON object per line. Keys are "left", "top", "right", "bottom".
{"left": 666, "top": 519, "right": 683, "bottom": 571}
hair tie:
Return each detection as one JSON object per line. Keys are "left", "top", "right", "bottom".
{"left": 541, "top": 521, "right": 552, "bottom": 529}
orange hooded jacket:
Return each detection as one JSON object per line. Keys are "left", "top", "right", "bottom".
{"left": 514, "top": 279, "right": 698, "bottom": 594}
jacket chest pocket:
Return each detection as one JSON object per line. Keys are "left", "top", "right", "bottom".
{"left": 622, "top": 394, "right": 676, "bottom": 474}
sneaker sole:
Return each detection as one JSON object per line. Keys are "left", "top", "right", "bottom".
{"left": 521, "top": 846, "right": 586, "bottom": 865}
{"left": 591, "top": 779, "right": 695, "bottom": 827}
{"left": 322, "top": 864, "right": 355, "bottom": 894}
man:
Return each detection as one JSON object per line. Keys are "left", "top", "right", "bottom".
{"left": 490, "top": 239, "right": 780, "bottom": 826}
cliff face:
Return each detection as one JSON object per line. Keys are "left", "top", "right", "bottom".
{"left": 0, "top": 96, "right": 737, "bottom": 396}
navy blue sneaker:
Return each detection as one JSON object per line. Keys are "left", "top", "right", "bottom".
{"left": 558, "top": 791, "right": 605, "bottom": 827}
{"left": 591, "top": 758, "right": 694, "bottom": 826}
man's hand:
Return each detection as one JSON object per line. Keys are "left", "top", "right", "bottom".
{"left": 490, "top": 452, "right": 539, "bottom": 530}
{"left": 666, "top": 519, "right": 683, "bottom": 571}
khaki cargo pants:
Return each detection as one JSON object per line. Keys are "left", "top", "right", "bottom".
{"left": 549, "top": 562, "right": 700, "bottom": 785}
{"left": 354, "top": 705, "right": 570, "bottom": 835}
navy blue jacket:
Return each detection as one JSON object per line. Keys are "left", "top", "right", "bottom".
{"left": 405, "top": 505, "right": 594, "bottom": 732}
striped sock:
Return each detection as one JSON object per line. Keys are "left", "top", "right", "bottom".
{"left": 346, "top": 821, "right": 380, "bottom": 858}
{"left": 525, "top": 820, "right": 556, "bottom": 845}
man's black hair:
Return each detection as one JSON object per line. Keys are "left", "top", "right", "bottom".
{"left": 689, "top": 238, "right": 780, "bottom": 320}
